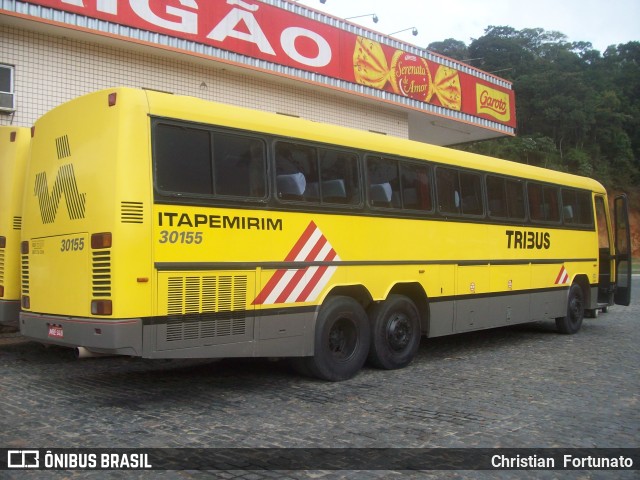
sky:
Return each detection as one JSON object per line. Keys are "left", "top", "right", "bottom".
{"left": 292, "top": 0, "right": 639, "bottom": 53}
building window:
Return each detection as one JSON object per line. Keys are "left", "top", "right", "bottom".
{"left": 0, "top": 64, "right": 15, "bottom": 113}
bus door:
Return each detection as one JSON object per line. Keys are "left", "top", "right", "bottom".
{"left": 595, "top": 196, "right": 614, "bottom": 305}
{"left": 613, "top": 194, "right": 632, "bottom": 306}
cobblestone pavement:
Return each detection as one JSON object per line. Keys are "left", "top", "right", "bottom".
{"left": 1, "top": 282, "right": 638, "bottom": 480}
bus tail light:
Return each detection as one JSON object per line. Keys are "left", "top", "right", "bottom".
{"left": 108, "top": 92, "right": 117, "bottom": 107}
{"left": 91, "top": 300, "right": 112, "bottom": 316}
{"left": 91, "top": 232, "right": 112, "bottom": 249}
{"left": 0, "top": 236, "right": 6, "bottom": 248}
{"left": 10, "top": 131, "right": 16, "bottom": 142}
{"left": 22, "top": 296, "right": 30, "bottom": 309}
{"left": 21, "top": 240, "right": 29, "bottom": 254}
{"left": 0, "top": 286, "right": 4, "bottom": 297}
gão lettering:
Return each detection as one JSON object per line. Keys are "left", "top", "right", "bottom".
{"left": 59, "top": 0, "right": 333, "bottom": 68}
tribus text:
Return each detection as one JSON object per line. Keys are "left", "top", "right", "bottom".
{"left": 506, "top": 230, "right": 551, "bottom": 249}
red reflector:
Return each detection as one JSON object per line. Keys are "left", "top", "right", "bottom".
{"left": 0, "top": 236, "right": 6, "bottom": 249}
{"left": 22, "top": 296, "right": 30, "bottom": 309}
{"left": 10, "top": 131, "right": 16, "bottom": 142}
{"left": 91, "top": 232, "right": 112, "bottom": 249}
{"left": 108, "top": 92, "right": 117, "bottom": 107}
{"left": 0, "top": 286, "right": 4, "bottom": 297}
{"left": 21, "top": 241, "right": 29, "bottom": 254}
{"left": 91, "top": 300, "right": 112, "bottom": 316}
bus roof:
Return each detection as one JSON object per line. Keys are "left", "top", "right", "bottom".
{"left": 56, "top": 88, "right": 608, "bottom": 194}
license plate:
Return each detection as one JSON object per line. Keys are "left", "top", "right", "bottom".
{"left": 48, "top": 325, "right": 63, "bottom": 339}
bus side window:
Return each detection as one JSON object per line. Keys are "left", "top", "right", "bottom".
{"left": 542, "top": 186, "right": 560, "bottom": 222}
{"left": 561, "top": 189, "right": 593, "bottom": 226}
{"left": 319, "top": 149, "right": 360, "bottom": 205}
{"left": 576, "top": 191, "right": 593, "bottom": 225}
{"left": 488, "top": 176, "right": 526, "bottom": 221}
{"left": 275, "top": 142, "right": 318, "bottom": 201}
{"left": 459, "top": 171, "right": 483, "bottom": 216}
{"left": 213, "top": 133, "right": 266, "bottom": 198}
{"left": 528, "top": 183, "right": 543, "bottom": 221}
{"left": 487, "top": 175, "right": 508, "bottom": 218}
{"left": 154, "top": 123, "right": 213, "bottom": 195}
{"left": 505, "top": 179, "right": 526, "bottom": 220}
{"left": 436, "top": 167, "right": 460, "bottom": 215}
{"left": 367, "top": 156, "right": 400, "bottom": 208}
{"left": 528, "top": 183, "right": 560, "bottom": 223}
{"left": 400, "top": 162, "right": 433, "bottom": 211}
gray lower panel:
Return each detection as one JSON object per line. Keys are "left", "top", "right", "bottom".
{"left": 0, "top": 299, "right": 20, "bottom": 327}
{"left": 155, "top": 313, "right": 254, "bottom": 352}
{"left": 19, "top": 309, "right": 317, "bottom": 360}
{"left": 429, "top": 289, "right": 569, "bottom": 336}
{"left": 141, "top": 309, "right": 317, "bottom": 359}
{"left": 528, "top": 289, "right": 568, "bottom": 322}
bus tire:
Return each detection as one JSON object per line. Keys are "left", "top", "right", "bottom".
{"left": 304, "top": 296, "right": 370, "bottom": 382}
{"left": 555, "top": 283, "right": 585, "bottom": 334}
{"left": 367, "top": 295, "right": 421, "bottom": 370}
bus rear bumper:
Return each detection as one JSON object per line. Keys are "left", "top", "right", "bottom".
{"left": 0, "top": 300, "right": 20, "bottom": 327}
{"left": 19, "top": 312, "right": 143, "bottom": 356}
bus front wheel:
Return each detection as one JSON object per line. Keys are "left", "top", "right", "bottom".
{"left": 555, "top": 283, "right": 585, "bottom": 334}
{"left": 367, "top": 295, "right": 421, "bottom": 369}
{"left": 304, "top": 296, "right": 370, "bottom": 381}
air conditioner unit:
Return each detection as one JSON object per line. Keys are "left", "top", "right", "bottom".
{"left": 0, "top": 91, "right": 14, "bottom": 112}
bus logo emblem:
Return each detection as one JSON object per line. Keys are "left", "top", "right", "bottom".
{"left": 253, "top": 221, "right": 341, "bottom": 305}
{"left": 34, "top": 164, "right": 86, "bottom": 224}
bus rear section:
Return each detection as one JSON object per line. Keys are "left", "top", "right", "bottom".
{"left": 0, "top": 126, "right": 30, "bottom": 327}
{"left": 19, "top": 89, "right": 154, "bottom": 354}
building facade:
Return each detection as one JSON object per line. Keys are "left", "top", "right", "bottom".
{"left": 1, "top": 0, "right": 516, "bottom": 146}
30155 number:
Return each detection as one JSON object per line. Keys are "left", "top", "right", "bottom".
{"left": 61, "top": 237, "right": 84, "bottom": 252}
{"left": 159, "top": 230, "right": 203, "bottom": 244}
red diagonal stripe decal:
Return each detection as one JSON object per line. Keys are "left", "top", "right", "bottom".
{"left": 252, "top": 267, "right": 287, "bottom": 305}
{"left": 296, "top": 249, "right": 337, "bottom": 302}
{"left": 253, "top": 221, "right": 319, "bottom": 305}
{"left": 285, "top": 220, "right": 318, "bottom": 261}
{"left": 253, "top": 221, "right": 341, "bottom": 305}
{"left": 274, "top": 236, "right": 328, "bottom": 304}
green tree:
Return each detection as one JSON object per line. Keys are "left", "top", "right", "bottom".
{"left": 427, "top": 39, "right": 468, "bottom": 61}
{"left": 445, "top": 28, "right": 639, "bottom": 188}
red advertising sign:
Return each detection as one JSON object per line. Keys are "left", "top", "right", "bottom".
{"left": 22, "top": 0, "right": 516, "bottom": 127}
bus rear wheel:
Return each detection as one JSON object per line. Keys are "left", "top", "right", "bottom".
{"left": 367, "top": 295, "right": 421, "bottom": 369}
{"left": 555, "top": 283, "right": 585, "bottom": 334}
{"left": 304, "top": 295, "right": 370, "bottom": 381}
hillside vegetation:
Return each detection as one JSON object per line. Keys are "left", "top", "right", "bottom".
{"left": 429, "top": 28, "right": 639, "bottom": 255}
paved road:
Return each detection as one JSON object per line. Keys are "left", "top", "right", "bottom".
{"left": 1, "top": 282, "right": 638, "bottom": 479}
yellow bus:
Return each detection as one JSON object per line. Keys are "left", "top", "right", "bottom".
{"left": 19, "top": 88, "right": 632, "bottom": 380}
{"left": 1, "top": 126, "right": 30, "bottom": 327}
